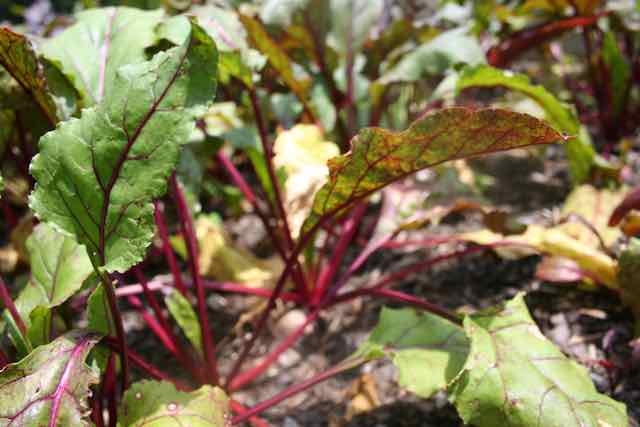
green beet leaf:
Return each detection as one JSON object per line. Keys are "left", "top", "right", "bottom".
{"left": 118, "top": 380, "right": 229, "bottom": 426}
{"left": 450, "top": 293, "right": 628, "bottom": 427}
{"left": 356, "top": 307, "right": 468, "bottom": 398}
{"left": 456, "top": 64, "right": 596, "bottom": 184}
{"left": 30, "top": 19, "right": 218, "bottom": 273}
{"left": 165, "top": 289, "right": 203, "bottom": 357}
{"left": 301, "top": 107, "right": 564, "bottom": 234}
{"left": 0, "top": 330, "right": 100, "bottom": 426}
{"left": 601, "top": 32, "right": 631, "bottom": 118}
{"left": 41, "top": 7, "right": 164, "bottom": 106}
{"left": 14, "top": 223, "right": 93, "bottom": 326}
{"left": 0, "top": 27, "right": 59, "bottom": 124}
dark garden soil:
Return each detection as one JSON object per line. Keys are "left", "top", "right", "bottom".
{"left": 124, "top": 150, "right": 640, "bottom": 426}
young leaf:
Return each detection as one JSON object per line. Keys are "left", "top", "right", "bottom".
{"left": 86, "top": 282, "right": 114, "bottom": 372}
{"left": 30, "top": 20, "right": 218, "bottom": 272}
{"left": 0, "top": 27, "right": 58, "bottom": 124}
{"left": 87, "top": 282, "right": 114, "bottom": 335}
{"left": 13, "top": 223, "right": 93, "bottom": 330}
{"left": 601, "top": 32, "right": 631, "bottom": 117}
{"left": 356, "top": 307, "right": 468, "bottom": 398}
{"left": 117, "top": 380, "right": 229, "bottom": 426}
{"left": 450, "top": 294, "right": 628, "bottom": 427}
{"left": 301, "top": 108, "right": 564, "bottom": 234}
{"left": 240, "top": 14, "right": 311, "bottom": 108}
{"left": 456, "top": 64, "right": 595, "bottom": 184}
{"left": 41, "top": 7, "right": 164, "bottom": 106}
{"left": 0, "top": 330, "right": 100, "bottom": 426}
{"left": 165, "top": 289, "right": 203, "bottom": 357}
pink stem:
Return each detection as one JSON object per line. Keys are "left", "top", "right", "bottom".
{"left": 312, "top": 204, "right": 366, "bottom": 304}
{"left": 333, "top": 245, "right": 486, "bottom": 307}
{"left": 0, "top": 348, "right": 8, "bottom": 369}
{"left": 216, "top": 150, "right": 309, "bottom": 296}
{"left": 230, "top": 400, "right": 271, "bottom": 427}
{"left": 229, "top": 310, "right": 320, "bottom": 391}
{"left": 231, "top": 358, "right": 364, "bottom": 425}
{"left": 170, "top": 175, "right": 219, "bottom": 384}
{"left": 248, "top": 88, "right": 309, "bottom": 300}
{"left": 154, "top": 202, "right": 188, "bottom": 295}
{"left": 126, "top": 293, "right": 179, "bottom": 355}
{"left": 105, "top": 337, "right": 192, "bottom": 391}
{"left": 371, "top": 288, "right": 460, "bottom": 325}
{"left": 0, "top": 277, "right": 26, "bottom": 336}
{"left": 224, "top": 219, "right": 324, "bottom": 387}
{"left": 115, "top": 278, "right": 303, "bottom": 303}
{"left": 103, "top": 354, "right": 117, "bottom": 427}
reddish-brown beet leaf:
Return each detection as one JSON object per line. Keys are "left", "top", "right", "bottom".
{"left": 301, "top": 108, "right": 564, "bottom": 234}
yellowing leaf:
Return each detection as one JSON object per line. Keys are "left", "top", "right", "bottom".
{"left": 176, "top": 216, "right": 283, "bottom": 288}
{"left": 301, "top": 108, "right": 564, "bottom": 234}
{"left": 274, "top": 124, "right": 340, "bottom": 238}
{"left": 558, "top": 184, "right": 625, "bottom": 247}
{"left": 461, "top": 185, "right": 626, "bottom": 289}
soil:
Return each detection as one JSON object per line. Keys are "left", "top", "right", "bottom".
{"left": 121, "top": 150, "right": 640, "bottom": 426}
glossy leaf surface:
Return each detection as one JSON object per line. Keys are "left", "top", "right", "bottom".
{"left": 450, "top": 294, "right": 627, "bottom": 427}
{"left": 14, "top": 223, "right": 93, "bottom": 328}
{"left": 41, "top": 7, "right": 164, "bottom": 106}
{"left": 302, "top": 108, "right": 564, "bottom": 234}
{"left": 0, "top": 330, "right": 100, "bottom": 426}
{"left": 356, "top": 307, "right": 468, "bottom": 398}
{"left": 118, "top": 380, "right": 229, "bottom": 426}
{"left": 30, "top": 20, "right": 218, "bottom": 272}
{"left": 165, "top": 289, "right": 203, "bottom": 356}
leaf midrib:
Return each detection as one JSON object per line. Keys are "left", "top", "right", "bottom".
{"left": 95, "top": 34, "right": 192, "bottom": 263}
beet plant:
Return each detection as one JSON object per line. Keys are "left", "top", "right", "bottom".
{"left": 0, "top": 2, "right": 632, "bottom": 426}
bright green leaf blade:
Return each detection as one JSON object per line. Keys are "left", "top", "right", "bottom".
{"left": 165, "top": 289, "right": 203, "bottom": 357}
{"left": 602, "top": 32, "right": 631, "bottom": 117}
{"left": 456, "top": 64, "right": 595, "bottom": 184}
{"left": 356, "top": 307, "right": 468, "bottom": 398}
{"left": 0, "top": 27, "right": 58, "bottom": 124}
{"left": 2, "top": 310, "right": 31, "bottom": 356}
{"left": 301, "top": 107, "right": 564, "bottom": 234}
{"left": 30, "top": 20, "right": 218, "bottom": 272}
{"left": 117, "top": 380, "right": 229, "bottom": 426}
{"left": 86, "top": 282, "right": 113, "bottom": 372}
{"left": 26, "top": 305, "right": 52, "bottom": 347}
{"left": 13, "top": 223, "right": 93, "bottom": 332}
{"left": 87, "top": 282, "right": 114, "bottom": 336}
{"left": 41, "top": 7, "right": 164, "bottom": 106}
{"left": 450, "top": 294, "right": 628, "bottom": 427}
{"left": 0, "top": 330, "right": 100, "bottom": 426}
